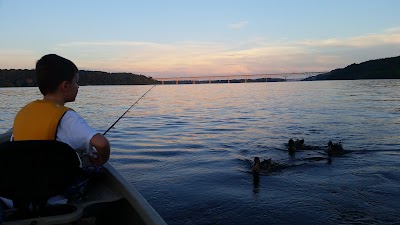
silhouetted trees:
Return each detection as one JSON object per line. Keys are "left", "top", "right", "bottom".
{"left": 0, "top": 69, "right": 157, "bottom": 87}
{"left": 0, "top": 69, "right": 36, "bottom": 87}
{"left": 304, "top": 55, "right": 400, "bottom": 81}
{"left": 2, "top": 55, "right": 399, "bottom": 87}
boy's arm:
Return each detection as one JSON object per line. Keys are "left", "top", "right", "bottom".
{"left": 89, "top": 133, "right": 110, "bottom": 166}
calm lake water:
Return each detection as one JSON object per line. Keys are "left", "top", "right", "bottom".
{"left": 1, "top": 80, "right": 400, "bottom": 225}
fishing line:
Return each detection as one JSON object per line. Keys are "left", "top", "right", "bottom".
{"left": 103, "top": 84, "right": 156, "bottom": 136}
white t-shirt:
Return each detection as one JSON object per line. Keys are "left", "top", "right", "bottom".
{"left": 56, "top": 110, "right": 98, "bottom": 151}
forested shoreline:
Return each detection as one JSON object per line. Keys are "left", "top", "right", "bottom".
{"left": 304, "top": 55, "right": 400, "bottom": 81}
{"left": 0, "top": 69, "right": 157, "bottom": 87}
{"left": 1, "top": 55, "right": 399, "bottom": 87}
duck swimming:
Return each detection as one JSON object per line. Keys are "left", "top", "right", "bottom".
{"left": 288, "top": 139, "right": 304, "bottom": 153}
{"left": 288, "top": 139, "right": 320, "bottom": 152}
{"left": 327, "top": 141, "right": 344, "bottom": 156}
{"left": 288, "top": 139, "right": 296, "bottom": 153}
{"left": 288, "top": 138, "right": 305, "bottom": 150}
{"left": 251, "top": 157, "right": 275, "bottom": 174}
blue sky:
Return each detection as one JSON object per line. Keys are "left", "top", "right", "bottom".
{"left": 1, "top": 0, "right": 399, "bottom": 78}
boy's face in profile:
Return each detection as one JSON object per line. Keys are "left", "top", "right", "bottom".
{"left": 65, "top": 73, "right": 79, "bottom": 102}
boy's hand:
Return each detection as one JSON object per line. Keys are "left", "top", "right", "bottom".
{"left": 89, "top": 134, "right": 110, "bottom": 165}
{"left": 89, "top": 151, "right": 104, "bottom": 166}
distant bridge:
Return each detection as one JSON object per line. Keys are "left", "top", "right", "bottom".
{"left": 154, "top": 71, "right": 327, "bottom": 84}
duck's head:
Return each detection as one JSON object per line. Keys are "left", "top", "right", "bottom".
{"left": 252, "top": 157, "right": 261, "bottom": 173}
{"left": 288, "top": 139, "right": 296, "bottom": 151}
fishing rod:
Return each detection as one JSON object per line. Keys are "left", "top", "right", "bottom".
{"left": 103, "top": 84, "right": 156, "bottom": 136}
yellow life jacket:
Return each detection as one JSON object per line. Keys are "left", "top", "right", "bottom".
{"left": 13, "top": 100, "right": 72, "bottom": 141}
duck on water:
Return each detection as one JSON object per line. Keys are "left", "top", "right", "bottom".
{"left": 251, "top": 139, "right": 348, "bottom": 174}
{"left": 287, "top": 138, "right": 321, "bottom": 153}
{"left": 288, "top": 139, "right": 346, "bottom": 156}
{"left": 327, "top": 141, "right": 345, "bottom": 157}
{"left": 251, "top": 157, "right": 282, "bottom": 174}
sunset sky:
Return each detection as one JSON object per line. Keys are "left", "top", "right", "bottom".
{"left": 1, "top": 0, "right": 400, "bottom": 78}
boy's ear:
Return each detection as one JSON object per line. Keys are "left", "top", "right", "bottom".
{"left": 59, "top": 81, "right": 69, "bottom": 91}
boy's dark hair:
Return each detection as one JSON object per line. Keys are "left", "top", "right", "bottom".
{"left": 35, "top": 54, "right": 78, "bottom": 95}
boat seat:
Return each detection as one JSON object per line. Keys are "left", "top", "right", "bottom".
{"left": 0, "top": 140, "right": 81, "bottom": 219}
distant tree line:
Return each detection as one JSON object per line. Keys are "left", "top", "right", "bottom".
{"left": 304, "top": 55, "right": 400, "bottom": 81}
{"left": 0, "top": 69, "right": 157, "bottom": 87}
{"left": 2, "top": 55, "right": 399, "bottom": 87}
{"left": 78, "top": 70, "right": 156, "bottom": 85}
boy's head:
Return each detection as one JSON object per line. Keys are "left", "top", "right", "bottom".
{"left": 36, "top": 54, "right": 78, "bottom": 96}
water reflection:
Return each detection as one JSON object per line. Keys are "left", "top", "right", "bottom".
{"left": 252, "top": 173, "right": 260, "bottom": 194}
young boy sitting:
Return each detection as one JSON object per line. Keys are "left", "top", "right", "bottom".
{"left": 12, "top": 54, "right": 110, "bottom": 166}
